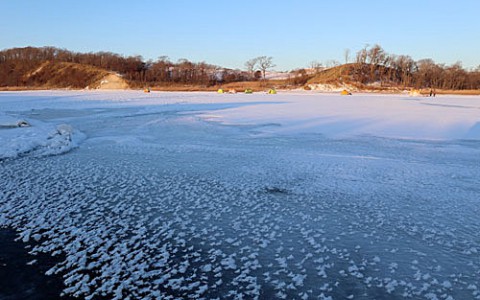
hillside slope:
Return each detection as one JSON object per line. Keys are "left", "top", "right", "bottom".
{"left": 3, "top": 61, "right": 128, "bottom": 89}
{"left": 25, "top": 61, "right": 129, "bottom": 89}
{"left": 308, "top": 64, "right": 357, "bottom": 84}
{"left": 306, "top": 63, "right": 404, "bottom": 92}
{"left": 96, "top": 73, "right": 129, "bottom": 90}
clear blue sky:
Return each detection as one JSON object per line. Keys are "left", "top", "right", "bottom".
{"left": 1, "top": 0, "right": 479, "bottom": 71}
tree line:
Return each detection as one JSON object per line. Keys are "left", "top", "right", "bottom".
{"left": 1, "top": 46, "right": 479, "bottom": 90}
{"left": 349, "top": 44, "right": 480, "bottom": 90}
{"left": 0, "top": 47, "right": 252, "bottom": 87}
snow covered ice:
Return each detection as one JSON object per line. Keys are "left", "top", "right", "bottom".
{"left": 1, "top": 90, "right": 480, "bottom": 299}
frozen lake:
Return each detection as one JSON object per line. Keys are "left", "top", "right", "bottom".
{"left": 1, "top": 91, "right": 480, "bottom": 299}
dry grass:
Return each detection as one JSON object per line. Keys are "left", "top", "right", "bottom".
{"left": 348, "top": 87, "right": 480, "bottom": 96}
{"left": 0, "top": 86, "right": 48, "bottom": 91}
{"left": 149, "top": 80, "right": 289, "bottom": 92}
{"left": 433, "top": 89, "right": 480, "bottom": 95}
{"left": 0, "top": 62, "right": 110, "bottom": 90}
{"left": 150, "top": 85, "right": 216, "bottom": 92}
{"left": 20, "top": 62, "right": 110, "bottom": 89}
{"left": 308, "top": 64, "right": 355, "bottom": 84}
{"left": 220, "top": 80, "right": 288, "bottom": 91}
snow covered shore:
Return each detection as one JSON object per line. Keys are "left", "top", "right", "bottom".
{"left": 1, "top": 91, "right": 479, "bottom": 299}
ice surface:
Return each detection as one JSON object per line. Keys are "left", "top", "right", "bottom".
{"left": 1, "top": 90, "right": 479, "bottom": 299}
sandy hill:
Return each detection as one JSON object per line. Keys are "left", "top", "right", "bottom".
{"left": 96, "top": 73, "right": 129, "bottom": 90}
{"left": 308, "top": 64, "right": 355, "bottom": 84}
{"left": 306, "top": 63, "right": 402, "bottom": 92}
{"left": 21, "top": 61, "right": 129, "bottom": 90}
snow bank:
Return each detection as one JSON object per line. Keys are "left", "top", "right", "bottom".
{"left": 0, "top": 114, "right": 84, "bottom": 159}
{"left": 306, "top": 83, "right": 358, "bottom": 92}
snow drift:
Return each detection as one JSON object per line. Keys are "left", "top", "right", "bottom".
{"left": 0, "top": 112, "right": 84, "bottom": 159}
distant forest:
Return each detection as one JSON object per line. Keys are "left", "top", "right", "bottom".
{"left": 343, "top": 44, "right": 480, "bottom": 90}
{"left": 1, "top": 45, "right": 479, "bottom": 90}
{"left": 0, "top": 46, "right": 250, "bottom": 88}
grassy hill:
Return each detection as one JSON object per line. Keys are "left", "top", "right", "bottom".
{"left": 308, "top": 64, "right": 358, "bottom": 85}
{"left": 305, "top": 63, "right": 412, "bottom": 93}
{"left": 307, "top": 63, "right": 396, "bottom": 86}
{"left": 0, "top": 47, "right": 133, "bottom": 90}
{"left": 25, "top": 61, "right": 103, "bottom": 88}
{"left": 19, "top": 61, "right": 127, "bottom": 89}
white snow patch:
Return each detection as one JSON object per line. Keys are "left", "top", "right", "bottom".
{"left": 0, "top": 118, "right": 85, "bottom": 159}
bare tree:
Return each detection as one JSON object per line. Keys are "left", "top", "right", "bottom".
{"left": 256, "top": 56, "right": 275, "bottom": 80}
{"left": 157, "top": 55, "right": 170, "bottom": 63}
{"left": 325, "top": 59, "right": 340, "bottom": 68}
{"left": 395, "top": 55, "right": 416, "bottom": 87}
{"left": 367, "top": 44, "right": 386, "bottom": 65}
{"left": 366, "top": 44, "right": 386, "bottom": 82}
{"left": 344, "top": 49, "right": 350, "bottom": 64}
{"left": 356, "top": 45, "right": 368, "bottom": 65}
{"left": 244, "top": 58, "right": 258, "bottom": 78}
{"left": 309, "top": 60, "right": 323, "bottom": 74}
{"left": 444, "top": 62, "right": 467, "bottom": 90}
{"left": 416, "top": 59, "right": 436, "bottom": 88}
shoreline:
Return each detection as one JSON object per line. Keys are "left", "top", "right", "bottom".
{"left": 0, "top": 86, "right": 479, "bottom": 96}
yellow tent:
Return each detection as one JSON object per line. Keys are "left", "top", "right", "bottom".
{"left": 268, "top": 89, "right": 277, "bottom": 94}
{"left": 245, "top": 88, "right": 253, "bottom": 94}
{"left": 144, "top": 87, "right": 151, "bottom": 93}
{"left": 217, "top": 89, "right": 224, "bottom": 94}
{"left": 340, "top": 90, "right": 351, "bottom": 95}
